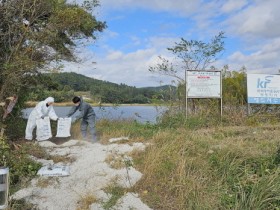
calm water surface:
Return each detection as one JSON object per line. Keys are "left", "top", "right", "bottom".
{"left": 22, "top": 105, "right": 167, "bottom": 123}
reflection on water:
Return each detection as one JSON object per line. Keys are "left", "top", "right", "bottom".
{"left": 22, "top": 106, "right": 167, "bottom": 124}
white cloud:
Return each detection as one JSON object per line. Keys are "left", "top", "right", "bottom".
{"left": 221, "top": 0, "right": 248, "bottom": 13}
{"left": 145, "top": 36, "right": 181, "bottom": 54}
{"left": 94, "top": 48, "right": 168, "bottom": 87}
{"left": 225, "top": 38, "right": 280, "bottom": 73}
{"left": 62, "top": 37, "right": 176, "bottom": 87}
{"left": 99, "top": 0, "right": 201, "bottom": 16}
{"left": 106, "top": 51, "right": 123, "bottom": 60}
{"left": 226, "top": 0, "right": 280, "bottom": 39}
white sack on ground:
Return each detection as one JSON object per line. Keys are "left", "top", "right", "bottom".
{"left": 56, "top": 118, "right": 71, "bottom": 138}
{"left": 37, "top": 165, "right": 70, "bottom": 177}
{"left": 36, "top": 117, "right": 52, "bottom": 141}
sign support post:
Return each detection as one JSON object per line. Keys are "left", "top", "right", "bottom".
{"left": 185, "top": 70, "right": 188, "bottom": 118}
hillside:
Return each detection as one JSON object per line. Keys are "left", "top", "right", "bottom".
{"left": 49, "top": 72, "right": 120, "bottom": 92}
{"left": 30, "top": 72, "right": 175, "bottom": 104}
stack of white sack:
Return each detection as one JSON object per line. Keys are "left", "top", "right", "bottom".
{"left": 35, "top": 117, "right": 72, "bottom": 141}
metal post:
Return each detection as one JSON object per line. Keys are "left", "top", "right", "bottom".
{"left": 247, "top": 103, "right": 251, "bottom": 116}
{"left": 220, "top": 70, "right": 223, "bottom": 120}
{"left": 185, "top": 70, "right": 188, "bottom": 119}
{"left": 246, "top": 74, "right": 251, "bottom": 116}
{"left": 0, "top": 167, "right": 9, "bottom": 210}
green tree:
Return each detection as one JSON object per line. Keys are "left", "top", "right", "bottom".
{"left": 149, "top": 32, "right": 225, "bottom": 82}
{"left": 222, "top": 67, "right": 247, "bottom": 105}
{"left": 0, "top": 0, "right": 106, "bottom": 139}
{"left": 0, "top": 0, "right": 106, "bottom": 102}
{"left": 149, "top": 32, "right": 225, "bottom": 111}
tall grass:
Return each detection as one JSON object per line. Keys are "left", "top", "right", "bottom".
{"left": 64, "top": 101, "right": 280, "bottom": 209}
{"left": 130, "top": 123, "right": 280, "bottom": 209}
{"left": 99, "top": 107, "right": 280, "bottom": 209}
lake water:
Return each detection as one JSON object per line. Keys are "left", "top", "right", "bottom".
{"left": 22, "top": 105, "right": 167, "bottom": 124}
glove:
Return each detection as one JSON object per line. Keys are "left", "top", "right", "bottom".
{"left": 71, "top": 118, "right": 76, "bottom": 124}
{"left": 41, "top": 116, "right": 44, "bottom": 119}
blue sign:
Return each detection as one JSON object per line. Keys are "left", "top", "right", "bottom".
{"left": 247, "top": 74, "right": 280, "bottom": 105}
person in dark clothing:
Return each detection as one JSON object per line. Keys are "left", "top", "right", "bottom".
{"left": 67, "top": 96, "right": 97, "bottom": 142}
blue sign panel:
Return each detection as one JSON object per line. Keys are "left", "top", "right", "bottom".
{"left": 247, "top": 74, "right": 280, "bottom": 104}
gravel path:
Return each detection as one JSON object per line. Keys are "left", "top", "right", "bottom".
{"left": 12, "top": 139, "right": 152, "bottom": 210}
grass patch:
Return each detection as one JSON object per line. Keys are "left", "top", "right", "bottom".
{"left": 76, "top": 193, "right": 98, "bottom": 210}
{"left": 105, "top": 153, "right": 126, "bottom": 169}
{"left": 136, "top": 125, "right": 280, "bottom": 209}
{"left": 14, "top": 141, "right": 49, "bottom": 159}
{"left": 8, "top": 199, "right": 37, "bottom": 210}
{"left": 103, "top": 184, "right": 126, "bottom": 210}
{"left": 99, "top": 114, "right": 280, "bottom": 209}
{"left": 97, "top": 119, "right": 157, "bottom": 143}
{"left": 49, "top": 154, "right": 76, "bottom": 164}
{"left": 0, "top": 138, "right": 42, "bottom": 193}
{"left": 36, "top": 177, "right": 60, "bottom": 188}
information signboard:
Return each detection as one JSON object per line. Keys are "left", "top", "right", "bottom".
{"left": 247, "top": 74, "right": 280, "bottom": 104}
{"left": 187, "top": 71, "right": 221, "bottom": 98}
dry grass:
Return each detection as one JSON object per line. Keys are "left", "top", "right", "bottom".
{"left": 105, "top": 153, "right": 125, "bottom": 169}
{"left": 21, "top": 142, "right": 49, "bottom": 159}
{"left": 36, "top": 177, "right": 60, "bottom": 188}
{"left": 131, "top": 124, "right": 280, "bottom": 210}
{"left": 70, "top": 122, "right": 84, "bottom": 140}
{"left": 50, "top": 154, "right": 76, "bottom": 164}
{"left": 76, "top": 193, "right": 98, "bottom": 210}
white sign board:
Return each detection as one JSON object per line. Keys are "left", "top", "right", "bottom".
{"left": 247, "top": 74, "right": 280, "bottom": 104}
{"left": 187, "top": 71, "right": 221, "bottom": 98}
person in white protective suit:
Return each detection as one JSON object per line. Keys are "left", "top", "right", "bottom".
{"left": 25, "top": 97, "right": 58, "bottom": 140}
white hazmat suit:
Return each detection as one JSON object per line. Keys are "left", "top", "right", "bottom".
{"left": 25, "top": 97, "right": 58, "bottom": 140}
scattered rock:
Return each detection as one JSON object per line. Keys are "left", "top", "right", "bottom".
{"left": 116, "top": 193, "right": 152, "bottom": 210}
{"left": 109, "top": 137, "right": 129, "bottom": 143}
{"left": 207, "top": 150, "right": 214, "bottom": 154}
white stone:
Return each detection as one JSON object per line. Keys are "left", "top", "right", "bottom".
{"left": 109, "top": 137, "right": 129, "bottom": 143}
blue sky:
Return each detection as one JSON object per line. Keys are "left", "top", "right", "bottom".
{"left": 65, "top": 0, "right": 280, "bottom": 87}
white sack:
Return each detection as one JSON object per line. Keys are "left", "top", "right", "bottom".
{"left": 37, "top": 165, "right": 70, "bottom": 177}
{"left": 36, "top": 117, "right": 52, "bottom": 141}
{"left": 56, "top": 118, "right": 71, "bottom": 138}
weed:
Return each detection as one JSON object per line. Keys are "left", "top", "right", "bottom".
{"left": 8, "top": 199, "right": 37, "bottom": 210}
{"left": 97, "top": 119, "right": 157, "bottom": 142}
{"left": 21, "top": 142, "right": 49, "bottom": 159}
{"left": 0, "top": 142, "right": 42, "bottom": 192}
{"left": 103, "top": 184, "right": 126, "bottom": 210}
{"left": 36, "top": 177, "right": 60, "bottom": 188}
{"left": 101, "top": 115, "right": 280, "bottom": 209}
{"left": 105, "top": 153, "right": 126, "bottom": 169}
{"left": 49, "top": 154, "right": 76, "bottom": 164}
{"left": 76, "top": 193, "right": 98, "bottom": 210}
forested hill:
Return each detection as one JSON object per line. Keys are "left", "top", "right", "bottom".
{"left": 30, "top": 72, "right": 175, "bottom": 104}
{"left": 49, "top": 72, "right": 117, "bottom": 92}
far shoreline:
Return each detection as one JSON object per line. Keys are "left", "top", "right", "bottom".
{"left": 25, "top": 101, "right": 163, "bottom": 107}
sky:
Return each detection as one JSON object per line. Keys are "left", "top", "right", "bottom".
{"left": 63, "top": 0, "right": 280, "bottom": 87}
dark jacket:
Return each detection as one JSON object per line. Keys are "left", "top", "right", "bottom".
{"left": 67, "top": 97, "right": 95, "bottom": 120}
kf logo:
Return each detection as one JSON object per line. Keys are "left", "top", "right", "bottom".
{"left": 257, "top": 76, "right": 273, "bottom": 88}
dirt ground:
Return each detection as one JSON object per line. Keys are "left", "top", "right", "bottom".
{"left": 12, "top": 138, "right": 152, "bottom": 210}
